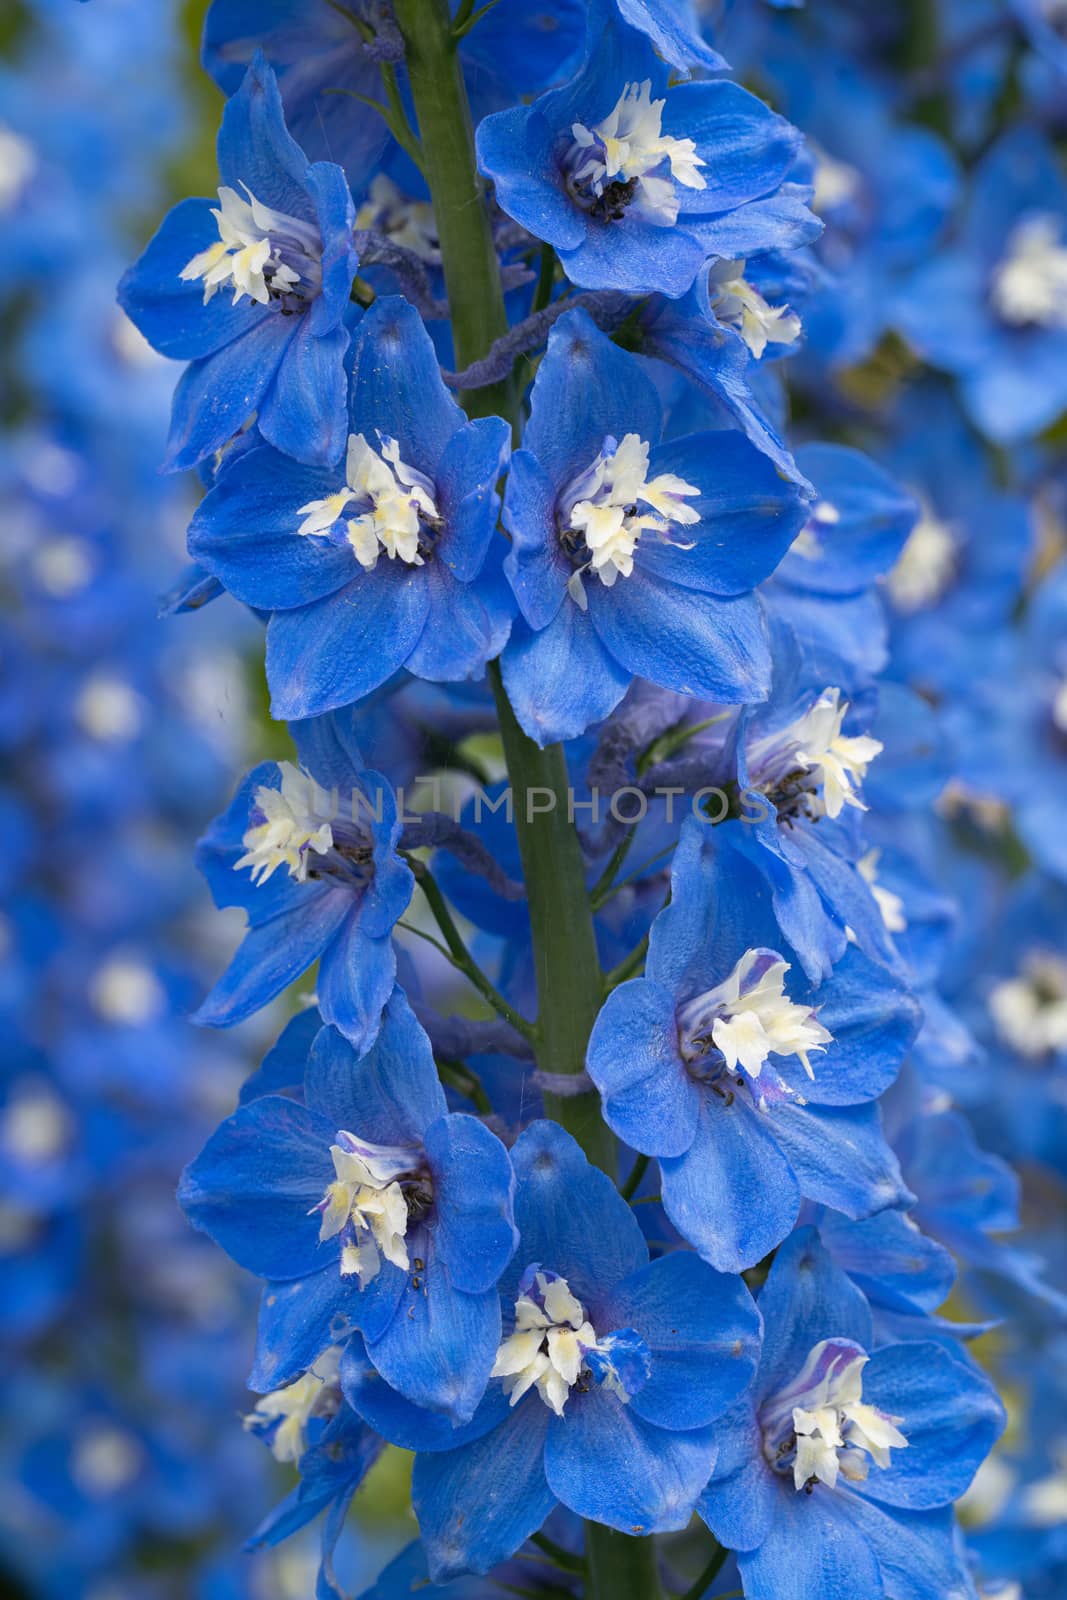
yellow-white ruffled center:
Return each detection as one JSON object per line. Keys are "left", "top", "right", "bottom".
{"left": 989, "top": 952, "right": 1067, "bottom": 1059}
{"left": 991, "top": 214, "right": 1067, "bottom": 330}
{"left": 296, "top": 431, "right": 441, "bottom": 571}
{"left": 707, "top": 259, "right": 802, "bottom": 359}
{"left": 180, "top": 183, "right": 322, "bottom": 308}
{"left": 235, "top": 761, "right": 335, "bottom": 886}
{"left": 567, "top": 80, "right": 705, "bottom": 226}
{"left": 748, "top": 687, "right": 883, "bottom": 823}
{"left": 887, "top": 497, "right": 957, "bottom": 612}
{"left": 245, "top": 1346, "right": 342, "bottom": 1464}
{"left": 858, "top": 849, "right": 907, "bottom": 935}
{"left": 313, "top": 1133, "right": 428, "bottom": 1285}
{"left": 761, "top": 1340, "right": 907, "bottom": 1493}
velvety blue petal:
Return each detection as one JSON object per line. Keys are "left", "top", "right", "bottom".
{"left": 349, "top": 297, "right": 463, "bottom": 474}
{"left": 522, "top": 309, "right": 663, "bottom": 490}
{"left": 771, "top": 1101, "right": 912, "bottom": 1219}
{"left": 250, "top": 1273, "right": 362, "bottom": 1393}
{"left": 586, "top": 978, "right": 699, "bottom": 1158}
{"left": 476, "top": 102, "right": 587, "bottom": 254}
{"left": 816, "top": 1208, "right": 956, "bottom": 1318}
{"left": 510, "top": 1122, "right": 646, "bottom": 1312}
{"left": 178, "top": 1096, "right": 336, "bottom": 1279}
{"left": 500, "top": 608, "right": 631, "bottom": 747}
{"left": 306, "top": 160, "right": 359, "bottom": 335}
{"left": 778, "top": 443, "right": 918, "bottom": 597}
{"left": 683, "top": 188, "right": 821, "bottom": 258}
{"left": 666, "top": 81, "right": 801, "bottom": 213}
{"left": 501, "top": 447, "right": 570, "bottom": 630}
{"left": 424, "top": 1114, "right": 517, "bottom": 1295}
{"left": 164, "top": 314, "right": 293, "bottom": 471}
{"left": 858, "top": 1342, "right": 1005, "bottom": 1510}
{"left": 305, "top": 990, "right": 446, "bottom": 1141}
{"left": 698, "top": 1411, "right": 779, "bottom": 1553}
{"left": 194, "top": 885, "right": 351, "bottom": 1026}
{"left": 737, "top": 1479, "right": 884, "bottom": 1600}
{"left": 659, "top": 1094, "right": 800, "bottom": 1274}
{"left": 405, "top": 560, "right": 512, "bottom": 683}
{"left": 839, "top": 1496, "right": 975, "bottom": 1600}
{"left": 289, "top": 707, "right": 365, "bottom": 791}
{"left": 600, "top": 1252, "right": 760, "bottom": 1431}
{"left": 188, "top": 447, "right": 355, "bottom": 609}
{"left": 617, "top": 0, "right": 727, "bottom": 71}
{"left": 265, "top": 565, "right": 430, "bottom": 719}
{"left": 962, "top": 328, "right": 1067, "bottom": 444}
{"left": 316, "top": 915, "right": 398, "bottom": 1052}
{"left": 240, "top": 1006, "right": 320, "bottom": 1104}
{"left": 755, "top": 1226, "right": 872, "bottom": 1402}
{"left": 341, "top": 1336, "right": 510, "bottom": 1452}
{"left": 559, "top": 214, "right": 709, "bottom": 298}
{"left": 412, "top": 1395, "right": 555, "bottom": 1580}
{"left": 638, "top": 433, "right": 808, "bottom": 596}
{"left": 545, "top": 1394, "right": 718, "bottom": 1533}
{"left": 217, "top": 54, "right": 312, "bottom": 219}
{"left": 117, "top": 197, "right": 266, "bottom": 360}
{"left": 588, "top": 572, "right": 771, "bottom": 702}
{"left": 434, "top": 416, "right": 510, "bottom": 582}
{"left": 258, "top": 322, "right": 350, "bottom": 467}
{"left": 798, "top": 946, "right": 920, "bottom": 1106}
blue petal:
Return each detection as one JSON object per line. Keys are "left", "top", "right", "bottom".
{"left": 638, "top": 433, "right": 808, "bottom": 597}
{"left": 258, "top": 322, "right": 350, "bottom": 468}
{"left": 838, "top": 1496, "right": 975, "bottom": 1600}
{"left": 500, "top": 608, "right": 632, "bottom": 747}
{"left": 164, "top": 314, "right": 293, "bottom": 471}
{"left": 798, "top": 946, "right": 920, "bottom": 1107}
{"left": 424, "top": 1114, "right": 518, "bottom": 1296}
{"left": 412, "top": 1395, "right": 555, "bottom": 1580}
{"left": 216, "top": 54, "right": 312, "bottom": 220}
{"left": 815, "top": 1208, "right": 956, "bottom": 1319}
{"left": 188, "top": 446, "right": 356, "bottom": 610}
{"left": 502, "top": 447, "right": 571, "bottom": 630}
{"left": 194, "top": 885, "right": 351, "bottom": 1027}
{"left": 754, "top": 1226, "right": 872, "bottom": 1403}
{"left": 434, "top": 416, "right": 511, "bottom": 582}
{"left": 289, "top": 707, "right": 366, "bottom": 792}
{"left": 771, "top": 1101, "right": 912, "bottom": 1219}
{"left": 587, "top": 572, "right": 772, "bottom": 703}
{"left": 250, "top": 1273, "right": 362, "bottom": 1393}
{"left": 265, "top": 565, "right": 430, "bottom": 719}
{"left": 306, "top": 160, "right": 359, "bottom": 336}
{"left": 405, "top": 559, "right": 513, "bottom": 683}
{"left": 240, "top": 1007, "right": 320, "bottom": 1104}
{"left": 698, "top": 1407, "right": 779, "bottom": 1553}
{"left": 476, "top": 102, "right": 587, "bottom": 255}
{"left": 736, "top": 1477, "right": 883, "bottom": 1600}
{"left": 600, "top": 1252, "right": 761, "bottom": 1430}
{"left": 316, "top": 916, "right": 398, "bottom": 1053}
{"left": 858, "top": 1341, "right": 1005, "bottom": 1510}
{"left": 178, "top": 1096, "right": 336, "bottom": 1279}
{"left": 616, "top": 0, "right": 727, "bottom": 71}
{"left": 586, "top": 978, "right": 700, "bottom": 1159}
{"left": 544, "top": 1394, "right": 718, "bottom": 1533}
{"left": 349, "top": 297, "right": 463, "bottom": 473}
{"left": 559, "top": 212, "right": 708, "bottom": 297}
{"left": 665, "top": 81, "right": 802, "bottom": 217}
{"left": 659, "top": 1094, "right": 800, "bottom": 1274}
{"left": 341, "top": 1335, "right": 510, "bottom": 1453}
{"left": 304, "top": 991, "right": 446, "bottom": 1142}
{"left": 509, "top": 1121, "right": 647, "bottom": 1312}
{"left": 117, "top": 197, "right": 266, "bottom": 360}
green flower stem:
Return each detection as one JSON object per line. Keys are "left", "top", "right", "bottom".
{"left": 586, "top": 1524, "right": 664, "bottom": 1600}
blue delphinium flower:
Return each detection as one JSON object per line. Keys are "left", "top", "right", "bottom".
{"left": 499, "top": 308, "right": 810, "bottom": 744}
{"left": 188, "top": 296, "right": 513, "bottom": 720}
{"left": 180, "top": 989, "right": 518, "bottom": 1423}
{"left": 476, "top": 3, "right": 817, "bottom": 297}
{"left": 343, "top": 1120, "right": 762, "bottom": 1579}
{"left": 699, "top": 1227, "right": 1005, "bottom": 1600}
{"left": 587, "top": 820, "right": 918, "bottom": 1272}
{"left": 118, "top": 55, "right": 358, "bottom": 472}
{"left": 192, "top": 708, "right": 412, "bottom": 1050}
{"left": 896, "top": 128, "right": 1067, "bottom": 443}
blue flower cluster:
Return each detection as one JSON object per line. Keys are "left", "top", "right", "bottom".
{"left": 6, "top": 0, "right": 1067, "bottom": 1596}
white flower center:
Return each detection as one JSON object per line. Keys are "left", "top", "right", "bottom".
{"left": 297, "top": 432, "right": 440, "bottom": 572}
{"left": 235, "top": 762, "right": 336, "bottom": 886}
{"left": 809, "top": 143, "right": 863, "bottom": 215}
{"left": 761, "top": 1339, "right": 907, "bottom": 1493}
{"left": 887, "top": 498, "right": 956, "bottom": 612}
{"left": 677, "top": 948, "right": 832, "bottom": 1105}
{"left": 857, "top": 849, "right": 907, "bottom": 934}
{"left": 32, "top": 536, "right": 94, "bottom": 596}
{"left": 492, "top": 1267, "right": 649, "bottom": 1417}
{"left": 2, "top": 1085, "right": 71, "bottom": 1162}
{"left": 991, "top": 215, "right": 1067, "bottom": 329}
{"left": 567, "top": 80, "right": 705, "bottom": 226}
{"left": 312, "top": 1133, "right": 426, "bottom": 1285}
{"left": 71, "top": 1427, "right": 144, "bottom": 1497}
{"left": 0, "top": 125, "right": 36, "bottom": 212}
{"left": 1052, "top": 673, "right": 1067, "bottom": 733}
{"left": 180, "top": 183, "right": 322, "bottom": 308}
{"left": 245, "top": 1346, "right": 342, "bottom": 1464}
{"left": 560, "top": 432, "right": 701, "bottom": 608}
{"left": 355, "top": 174, "right": 439, "bottom": 263}
{"left": 75, "top": 674, "right": 144, "bottom": 742}
{"left": 989, "top": 953, "right": 1067, "bottom": 1059}
{"left": 707, "top": 259, "right": 802, "bottom": 359}
{"left": 90, "top": 958, "right": 167, "bottom": 1025}
{"left": 748, "top": 687, "right": 883, "bottom": 822}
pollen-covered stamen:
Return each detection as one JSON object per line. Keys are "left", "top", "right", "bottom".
{"left": 747, "top": 687, "right": 883, "bottom": 824}
{"left": 565, "top": 80, "right": 705, "bottom": 226}
{"left": 559, "top": 433, "right": 701, "bottom": 608}
{"left": 491, "top": 1265, "right": 651, "bottom": 1417}
{"left": 235, "top": 761, "right": 335, "bottom": 885}
{"left": 887, "top": 497, "right": 957, "bottom": 612}
{"left": 677, "top": 948, "right": 832, "bottom": 1107}
{"left": 244, "top": 1346, "right": 343, "bottom": 1464}
{"left": 707, "top": 259, "right": 802, "bottom": 359}
{"left": 760, "top": 1339, "right": 907, "bottom": 1493}
{"left": 989, "top": 952, "right": 1067, "bottom": 1059}
{"left": 180, "top": 184, "right": 322, "bottom": 310}
{"left": 990, "top": 214, "right": 1067, "bottom": 330}
{"left": 296, "top": 431, "right": 441, "bottom": 571}
{"left": 312, "top": 1132, "right": 428, "bottom": 1285}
